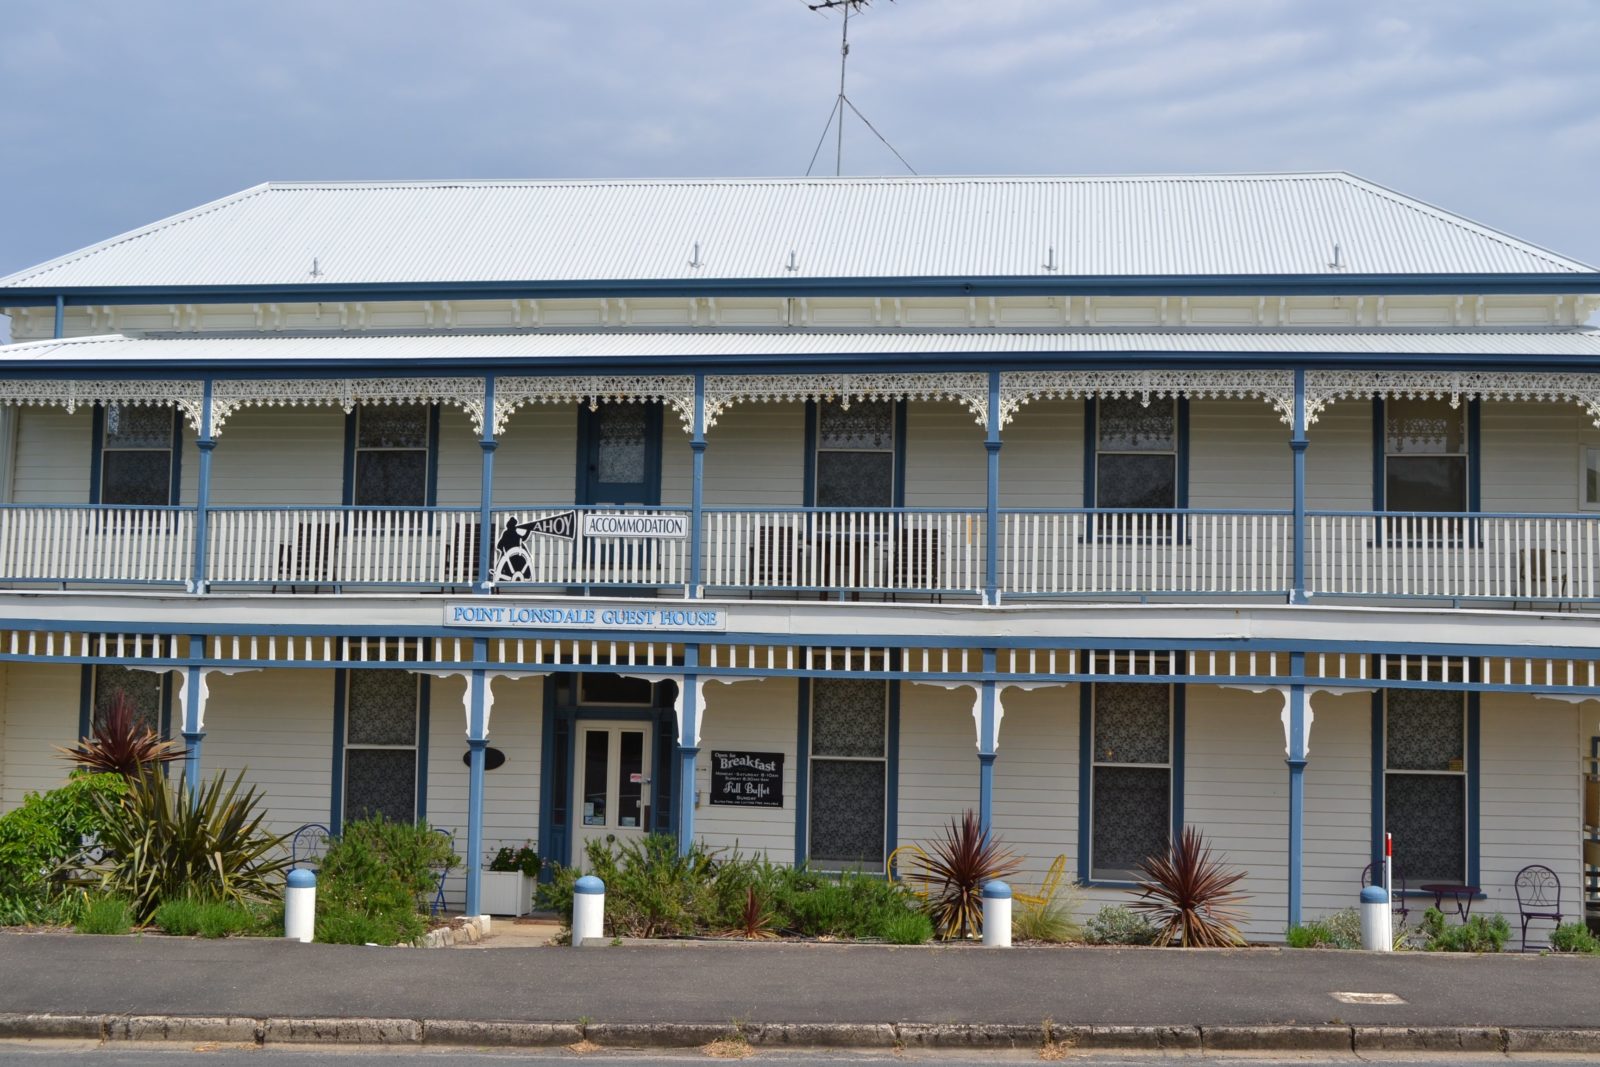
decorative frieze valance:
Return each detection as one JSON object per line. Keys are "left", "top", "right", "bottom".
{"left": 703, "top": 373, "right": 990, "bottom": 431}
{"left": 210, "top": 377, "right": 488, "bottom": 436}
{"left": 1302, "top": 370, "right": 1600, "bottom": 427}
{"left": 494, "top": 375, "right": 697, "bottom": 436}
{"left": 997, "top": 370, "right": 1296, "bottom": 428}
{"left": 0, "top": 379, "right": 206, "bottom": 432}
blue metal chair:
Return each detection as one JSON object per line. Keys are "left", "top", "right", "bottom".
{"left": 429, "top": 828, "right": 455, "bottom": 918}
{"left": 290, "top": 823, "right": 331, "bottom": 870}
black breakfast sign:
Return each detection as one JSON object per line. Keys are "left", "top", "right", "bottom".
{"left": 710, "top": 751, "right": 784, "bottom": 808}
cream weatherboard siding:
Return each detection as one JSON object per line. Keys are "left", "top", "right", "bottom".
{"left": 1479, "top": 401, "right": 1600, "bottom": 515}
{"left": 989, "top": 685, "right": 1078, "bottom": 892}
{"left": 432, "top": 408, "right": 484, "bottom": 508}
{"left": 1300, "top": 690, "right": 1374, "bottom": 919}
{"left": 903, "top": 402, "right": 987, "bottom": 509}
{"left": 896, "top": 682, "right": 983, "bottom": 861}
{"left": 207, "top": 408, "right": 344, "bottom": 506}
{"left": 999, "top": 401, "right": 1084, "bottom": 508}
{"left": 0, "top": 664, "right": 79, "bottom": 808}
{"left": 692, "top": 677, "right": 798, "bottom": 863}
{"left": 494, "top": 407, "right": 577, "bottom": 505}
{"left": 200, "top": 669, "right": 336, "bottom": 839}
{"left": 1304, "top": 402, "right": 1373, "bottom": 512}
{"left": 667, "top": 402, "right": 806, "bottom": 509}
{"left": 1187, "top": 401, "right": 1292, "bottom": 510}
{"left": 426, "top": 673, "right": 543, "bottom": 911}
{"left": 11, "top": 408, "right": 91, "bottom": 504}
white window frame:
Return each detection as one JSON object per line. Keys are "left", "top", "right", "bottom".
{"left": 1382, "top": 688, "right": 1469, "bottom": 886}
{"left": 1382, "top": 398, "right": 1468, "bottom": 514}
{"left": 806, "top": 678, "right": 889, "bottom": 871}
{"left": 99, "top": 404, "right": 177, "bottom": 507}
{"left": 352, "top": 403, "right": 432, "bottom": 508}
{"left": 813, "top": 399, "right": 897, "bottom": 509}
{"left": 1088, "top": 681, "right": 1174, "bottom": 883}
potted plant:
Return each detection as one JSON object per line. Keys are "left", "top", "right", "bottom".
{"left": 480, "top": 843, "right": 541, "bottom": 916}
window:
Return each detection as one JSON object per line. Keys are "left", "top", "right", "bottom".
{"left": 90, "top": 660, "right": 167, "bottom": 736}
{"left": 808, "top": 678, "right": 888, "bottom": 868}
{"left": 353, "top": 404, "right": 432, "bottom": 507}
{"left": 1384, "top": 399, "right": 1466, "bottom": 513}
{"left": 1089, "top": 681, "right": 1173, "bottom": 881}
{"left": 1384, "top": 688, "right": 1468, "bottom": 884}
{"left": 1580, "top": 446, "right": 1600, "bottom": 511}
{"left": 98, "top": 404, "right": 177, "bottom": 506}
{"left": 343, "top": 669, "right": 422, "bottom": 825}
{"left": 814, "top": 400, "right": 895, "bottom": 508}
{"left": 1095, "top": 398, "right": 1177, "bottom": 510}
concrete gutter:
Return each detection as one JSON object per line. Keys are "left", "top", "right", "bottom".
{"left": 3, "top": 1013, "right": 1600, "bottom": 1054}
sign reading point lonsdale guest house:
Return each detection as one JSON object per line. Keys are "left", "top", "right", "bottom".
{"left": 444, "top": 602, "right": 726, "bottom": 631}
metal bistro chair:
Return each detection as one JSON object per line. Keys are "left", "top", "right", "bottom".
{"left": 429, "top": 828, "right": 456, "bottom": 918}
{"left": 290, "top": 823, "right": 331, "bottom": 871}
{"left": 1514, "top": 864, "right": 1563, "bottom": 951}
{"left": 1361, "top": 862, "right": 1411, "bottom": 926}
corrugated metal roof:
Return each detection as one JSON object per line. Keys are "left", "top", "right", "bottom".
{"left": 7, "top": 328, "right": 1599, "bottom": 364}
{"left": 3, "top": 174, "right": 1593, "bottom": 289}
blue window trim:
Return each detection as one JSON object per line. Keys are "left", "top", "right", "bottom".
{"left": 1372, "top": 397, "right": 1480, "bottom": 514}
{"left": 576, "top": 403, "right": 663, "bottom": 507}
{"left": 88, "top": 404, "right": 181, "bottom": 506}
{"left": 1082, "top": 398, "right": 1189, "bottom": 509}
{"left": 803, "top": 400, "right": 908, "bottom": 508}
{"left": 1370, "top": 679, "right": 1480, "bottom": 890}
{"left": 330, "top": 665, "right": 430, "bottom": 833}
{"left": 796, "top": 676, "right": 899, "bottom": 871}
{"left": 1077, "top": 671, "right": 1186, "bottom": 888}
{"left": 343, "top": 404, "right": 442, "bottom": 508}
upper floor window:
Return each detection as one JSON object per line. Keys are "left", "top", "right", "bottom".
{"left": 353, "top": 404, "right": 431, "bottom": 507}
{"left": 1581, "top": 446, "right": 1600, "bottom": 511}
{"left": 98, "top": 404, "right": 177, "bottom": 506}
{"left": 814, "top": 400, "right": 895, "bottom": 508}
{"left": 1096, "top": 399, "right": 1177, "bottom": 510}
{"left": 1384, "top": 399, "right": 1466, "bottom": 513}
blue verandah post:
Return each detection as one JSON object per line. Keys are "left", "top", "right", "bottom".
{"left": 1291, "top": 367, "right": 1308, "bottom": 603}
{"left": 191, "top": 379, "right": 215, "bottom": 593}
{"left": 985, "top": 371, "right": 1001, "bottom": 604}
{"left": 676, "top": 647, "right": 700, "bottom": 856}
{"left": 978, "top": 649, "right": 998, "bottom": 834}
{"left": 465, "top": 651, "right": 489, "bottom": 916}
{"left": 689, "top": 373, "right": 706, "bottom": 598}
{"left": 477, "top": 374, "right": 497, "bottom": 592}
{"left": 181, "top": 653, "right": 205, "bottom": 805}
{"left": 1287, "top": 654, "right": 1308, "bottom": 928}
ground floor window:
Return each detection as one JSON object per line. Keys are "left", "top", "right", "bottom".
{"left": 1089, "top": 681, "right": 1174, "bottom": 881}
{"left": 1383, "top": 688, "right": 1469, "bottom": 884}
{"left": 90, "top": 662, "right": 166, "bottom": 736}
{"left": 807, "top": 678, "right": 888, "bottom": 868}
{"left": 343, "top": 669, "right": 422, "bottom": 825}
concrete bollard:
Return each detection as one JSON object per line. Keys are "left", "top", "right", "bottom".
{"left": 572, "top": 875, "right": 605, "bottom": 947}
{"left": 1360, "top": 884, "right": 1392, "bottom": 951}
{"left": 284, "top": 868, "right": 316, "bottom": 943}
{"left": 982, "top": 880, "right": 1012, "bottom": 948}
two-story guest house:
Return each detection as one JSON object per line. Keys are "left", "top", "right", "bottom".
{"left": 2, "top": 175, "right": 1599, "bottom": 940}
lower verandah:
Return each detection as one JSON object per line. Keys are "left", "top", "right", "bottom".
{"left": 0, "top": 665, "right": 1585, "bottom": 943}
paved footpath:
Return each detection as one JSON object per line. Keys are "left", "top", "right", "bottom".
{"left": 3, "top": 931, "right": 1599, "bottom": 1053}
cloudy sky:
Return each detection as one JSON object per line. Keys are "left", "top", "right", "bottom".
{"left": 3, "top": 0, "right": 1599, "bottom": 286}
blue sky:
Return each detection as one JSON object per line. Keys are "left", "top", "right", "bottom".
{"left": 3, "top": 0, "right": 1598, "bottom": 284}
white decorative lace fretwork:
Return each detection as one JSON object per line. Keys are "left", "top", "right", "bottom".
{"left": 1303, "top": 370, "right": 1600, "bottom": 428}
{"left": 704, "top": 373, "right": 990, "bottom": 431}
{"left": 493, "top": 375, "right": 696, "bottom": 436}
{"left": 0, "top": 379, "right": 206, "bottom": 431}
{"left": 998, "top": 370, "right": 1297, "bottom": 427}
{"left": 211, "top": 377, "right": 487, "bottom": 436}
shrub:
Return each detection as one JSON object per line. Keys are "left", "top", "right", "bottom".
{"left": 882, "top": 910, "right": 934, "bottom": 945}
{"left": 781, "top": 871, "right": 918, "bottom": 939}
{"left": 0, "top": 773, "right": 127, "bottom": 925}
{"left": 1420, "top": 908, "right": 1510, "bottom": 952}
{"left": 909, "top": 811, "right": 1023, "bottom": 940}
{"left": 1132, "top": 827, "right": 1250, "bottom": 948}
{"left": 316, "top": 816, "right": 458, "bottom": 946}
{"left": 581, "top": 834, "right": 716, "bottom": 938}
{"left": 1286, "top": 908, "right": 1363, "bottom": 949}
{"left": 1084, "top": 904, "right": 1161, "bottom": 946}
{"left": 91, "top": 768, "right": 289, "bottom": 923}
{"left": 488, "top": 843, "right": 542, "bottom": 878}
{"left": 1548, "top": 922, "right": 1600, "bottom": 954}
{"left": 56, "top": 691, "right": 183, "bottom": 779}
{"left": 76, "top": 896, "right": 132, "bottom": 935}
{"left": 154, "top": 897, "right": 258, "bottom": 938}
{"left": 152, "top": 897, "right": 205, "bottom": 936}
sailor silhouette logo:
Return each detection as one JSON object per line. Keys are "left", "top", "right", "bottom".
{"left": 493, "top": 511, "right": 576, "bottom": 580}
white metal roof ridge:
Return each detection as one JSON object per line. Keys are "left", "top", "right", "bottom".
{"left": 3, "top": 172, "right": 1593, "bottom": 287}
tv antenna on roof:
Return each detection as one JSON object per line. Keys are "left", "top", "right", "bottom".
{"left": 803, "top": 0, "right": 916, "bottom": 177}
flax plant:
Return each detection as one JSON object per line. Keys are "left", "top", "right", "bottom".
{"left": 909, "top": 811, "right": 1022, "bottom": 939}
{"left": 1131, "top": 826, "right": 1249, "bottom": 948}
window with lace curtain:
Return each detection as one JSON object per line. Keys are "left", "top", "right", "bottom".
{"left": 808, "top": 678, "right": 888, "bottom": 868}
{"left": 1089, "top": 681, "right": 1173, "bottom": 881}
{"left": 353, "top": 404, "right": 432, "bottom": 507}
{"left": 97, "top": 404, "right": 177, "bottom": 505}
{"left": 814, "top": 400, "right": 895, "bottom": 508}
{"left": 344, "top": 668, "right": 422, "bottom": 825}
{"left": 1384, "top": 398, "right": 1467, "bottom": 513}
{"left": 1095, "top": 398, "right": 1177, "bottom": 510}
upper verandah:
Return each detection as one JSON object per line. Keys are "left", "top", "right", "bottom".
{"left": 3, "top": 173, "right": 1598, "bottom": 300}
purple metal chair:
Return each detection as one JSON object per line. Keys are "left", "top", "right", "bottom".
{"left": 1514, "top": 864, "right": 1563, "bottom": 951}
{"left": 1361, "top": 862, "right": 1410, "bottom": 925}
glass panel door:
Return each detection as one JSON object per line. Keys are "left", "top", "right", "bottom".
{"left": 571, "top": 723, "right": 654, "bottom": 869}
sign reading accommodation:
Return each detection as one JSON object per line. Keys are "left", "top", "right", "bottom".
{"left": 581, "top": 513, "right": 687, "bottom": 539}
{"left": 710, "top": 751, "right": 784, "bottom": 807}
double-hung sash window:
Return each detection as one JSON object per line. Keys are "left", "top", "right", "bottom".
{"left": 1580, "top": 446, "right": 1600, "bottom": 511}
{"left": 1095, "top": 399, "right": 1177, "bottom": 510}
{"left": 344, "top": 669, "right": 422, "bottom": 824}
{"left": 1383, "top": 688, "right": 1468, "bottom": 884}
{"left": 814, "top": 400, "right": 895, "bottom": 508}
{"left": 1384, "top": 399, "right": 1467, "bottom": 513}
{"left": 91, "top": 656, "right": 168, "bottom": 737}
{"left": 98, "top": 404, "right": 178, "bottom": 506}
{"left": 1089, "top": 681, "right": 1173, "bottom": 881}
{"left": 808, "top": 678, "right": 888, "bottom": 868}
{"left": 353, "top": 405, "right": 431, "bottom": 507}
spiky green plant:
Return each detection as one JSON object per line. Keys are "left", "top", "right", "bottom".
{"left": 1131, "top": 826, "right": 1250, "bottom": 948}
{"left": 909, "top": 811, "right": 1022, "bottom": 939}
{"left": 56, "top": 690, "right": 183, "bottom": 780}
{"left": 90, "top": 767, "right": 289, "bottom": 923}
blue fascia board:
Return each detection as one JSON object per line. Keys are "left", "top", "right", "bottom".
{"left": 4, "top": 271, "right": 1600, "bottom": 306}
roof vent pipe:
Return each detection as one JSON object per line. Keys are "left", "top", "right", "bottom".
{"left": 786, "top": 250, "right": 799, "bottom": 273}
{"left": 689, "top": 242, "right": 703, "bottom": 269}
{"left": 1328, "top": 243, "right": 1344, "bottom": 270}
{"left": 1043, "top": 246, "right": 1057, "bottom": 272}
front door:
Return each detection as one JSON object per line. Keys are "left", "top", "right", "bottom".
{"left": 571, "top": 722, "right": 654, "bottom": 869}
{"left": 580, "top": 403, "right": 662, "bottom": 507}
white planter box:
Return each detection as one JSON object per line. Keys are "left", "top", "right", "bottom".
{"left": 479, "top": 870, "right": 534, "bottom": 916}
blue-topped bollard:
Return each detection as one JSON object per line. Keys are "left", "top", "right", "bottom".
{"left": 573, "top": 875, "right": 605, "bottom": 947}
{"left": 982, "top": 880, "right": 1012, "bottom": 948}
{"left": 285, "top": 868, "right": 316, "bottom": 943}
{"left": 1360, "top": 884, "right": 1392, "bottom": 951}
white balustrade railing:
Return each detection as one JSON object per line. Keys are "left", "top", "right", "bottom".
{"left": 702, "top": 509, "right": 984, "bottom": 593}
{"left": 0, "top": 506, "right": 194, "bottom": 585}
{"left": 1308, "top": 512, "right": 1600, "bottom": 602}
{"left": 207, "top": 508, "right": 481, "bottom": 587}
{"left": 490, "top": 507, "right": 689, "bottom": 589}
{"left": 1000, "top": 509, "right": 1293, "bottom": 597}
